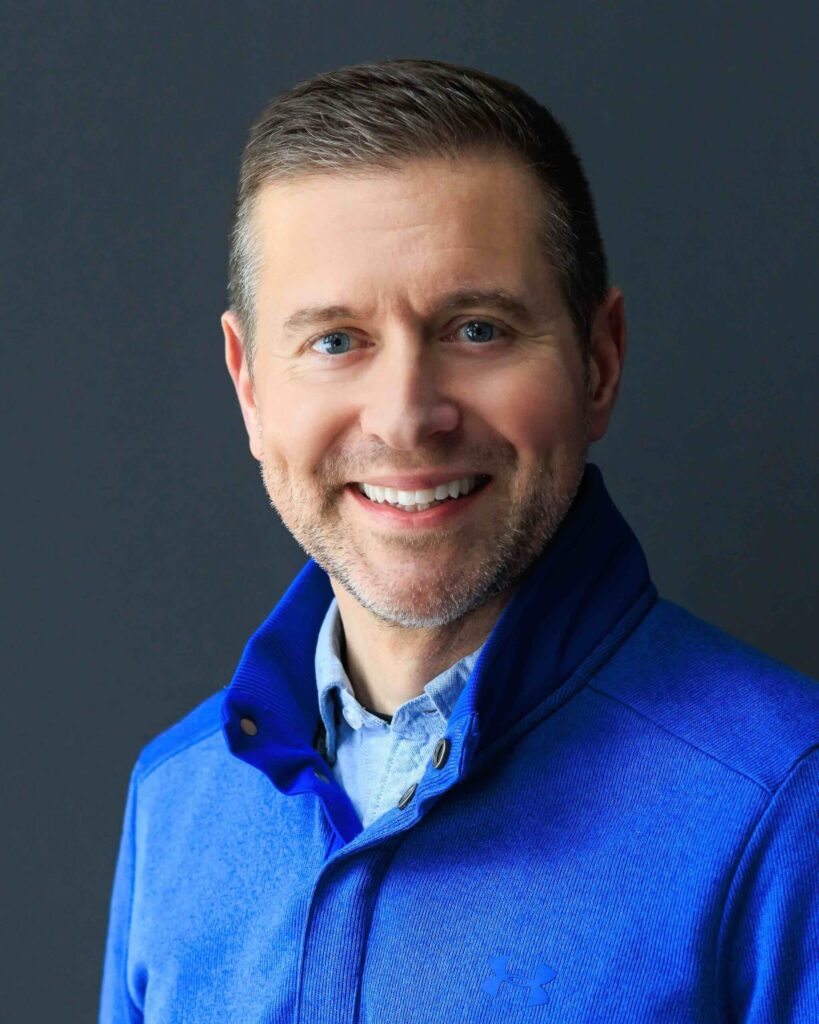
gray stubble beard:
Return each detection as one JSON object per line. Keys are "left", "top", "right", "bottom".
{"left": 257, "top": 436, "right": 589, "bottom": 631}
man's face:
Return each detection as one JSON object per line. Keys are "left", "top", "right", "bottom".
{"left": 224, "top": 154, "right": 619, "bottom": 628}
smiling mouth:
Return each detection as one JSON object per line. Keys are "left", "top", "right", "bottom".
{"left": 349, "top": 474, "right": 492, "bottom": 513}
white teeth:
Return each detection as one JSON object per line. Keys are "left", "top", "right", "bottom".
{"left": 357, "top": 475, "right": 483, "bottom": 508}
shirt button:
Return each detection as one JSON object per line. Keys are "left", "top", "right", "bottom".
{"left": 239, "top": 717, "right": 258, "bottom": 736}
{"left": 397, "top": 782, "right": 417, "bottom": 809}
{"left": 342, "top": 705, "right": 364, "bottom": 729}
{"left": 431, "top": 737, "right": 450, "bottom": 769}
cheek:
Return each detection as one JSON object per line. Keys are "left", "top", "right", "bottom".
{"left": 259, "top": 386, "right": 344, "bottom": 476}
{"left": 479, "top": 363, "right": 585, "bottom": 457}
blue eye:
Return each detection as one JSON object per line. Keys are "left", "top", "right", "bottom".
{"left": 309, "top": 319, "right": 504, "bottom": 360}
{"left": 311, "top": 331, "right": 354, "bottom": 356}
{"left": 457, "top": 320, "right": 500, "bottom": 343}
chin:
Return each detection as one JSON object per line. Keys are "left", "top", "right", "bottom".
{"left": 342, "top": 562, "right": 495, "bottom": 630}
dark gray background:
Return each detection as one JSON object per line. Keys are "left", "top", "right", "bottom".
{"left": 3, "top": 1, "right": 817, "bottom": 1018}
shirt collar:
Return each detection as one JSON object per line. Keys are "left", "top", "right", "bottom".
{"left": 221, "top": 462, "right": 656, "bottom": 814}
{"left": 315, "top": 596, "right": 484, "bottom": 762}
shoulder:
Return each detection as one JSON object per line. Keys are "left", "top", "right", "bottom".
{"left": 132, "top": 688, "right": 227, "bottom": 784}
{"left": 590, "top": 598, "right": 819, "bottom": 793}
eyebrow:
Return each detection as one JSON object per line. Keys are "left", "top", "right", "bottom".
{"left": 280, "top": 288, "right": 538, "bottom": 335}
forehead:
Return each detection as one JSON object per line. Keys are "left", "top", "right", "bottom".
{"left": 251, "top": 154, "right": 560, "bottom": 319}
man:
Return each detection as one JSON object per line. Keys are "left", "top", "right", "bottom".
{"left": 99, "top": 59, "right": 818, "bottom": 1023}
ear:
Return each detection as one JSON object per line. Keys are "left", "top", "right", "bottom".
{"left": 222, "top": 309, "right": 263, "bottom": 461}
{"left": 585, "top": 287, "right": 627, "bottom": 442}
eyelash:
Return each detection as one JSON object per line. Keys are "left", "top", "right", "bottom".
{"left": 307, "top": 319, "right": 510, "bottom": 360}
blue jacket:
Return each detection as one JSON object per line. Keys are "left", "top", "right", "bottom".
{"left": 99, "top": 464, "right": 819, "bottom": 1023}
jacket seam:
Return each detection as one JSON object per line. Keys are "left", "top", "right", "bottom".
{"left": 712, "top": 742, "right": 819, "bottom": 1017}
{"left": 353, "top": 838, "right": 405, "bottom": 1021}
{"left": 470, "top": 581, "right": 659, "bottom": 775}
{"left": 123, "top": 769, "right": 140, "bottom": 1020}
{"left": 136, "top": 722, "right": 224, "bottom": 786}
{"left": 121, "top": 720, "right": 235, "bottom": 1017}
{"left": 586, "top": 683, "right": 776, "bottom": 796}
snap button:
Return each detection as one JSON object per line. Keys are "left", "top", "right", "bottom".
{"left": 314, "top": 769, "right": 329, "bottom": 783}
{"left": 239, "top": 717, "right": 258, "bottom": 736}
{"left": 397, "top": 782, "right": 417, "bottom": 809}
{"left": 431, "top": 736, "right": 450, "bottom": 769}
{"left": 342, "top": 705, "right": 364, "bottom": 729}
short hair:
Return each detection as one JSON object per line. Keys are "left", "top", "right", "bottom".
{"left": 226, "top": 57, "right": 609, "bottom": 381}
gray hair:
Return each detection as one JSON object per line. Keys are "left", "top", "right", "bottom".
{"left": 226, "top": 58, "right": 609, "bottom": 382}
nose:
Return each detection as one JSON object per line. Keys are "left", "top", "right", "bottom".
{"left": 358, "top": 336, "right": 460, "bottom": 450}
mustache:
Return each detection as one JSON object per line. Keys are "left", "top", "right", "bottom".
{"left": 317, "top": 438, "right": 511, "bottom": 481}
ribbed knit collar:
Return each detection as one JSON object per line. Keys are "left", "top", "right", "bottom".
{"left": 221, "top": 462, "right": 656, "bottom": 840}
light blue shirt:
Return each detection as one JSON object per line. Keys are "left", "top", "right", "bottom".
{"left": 314, "top": 597, "right": 485, "bottom": 828}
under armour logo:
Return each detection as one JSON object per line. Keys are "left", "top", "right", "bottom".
{"left": 480, "top": 954, "right": 557, "bottom": 1006}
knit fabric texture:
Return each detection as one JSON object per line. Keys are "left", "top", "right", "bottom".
{"left": 98, "top": 463, "right": 819, "bottom": 1023}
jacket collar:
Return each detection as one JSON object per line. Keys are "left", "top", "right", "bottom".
{"left": 222, "top": 462, "right": 656, "bottom": 833}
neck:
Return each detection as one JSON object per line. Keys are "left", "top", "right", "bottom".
{"left": 332, "top": 581, "right": 516, "bottom": 718}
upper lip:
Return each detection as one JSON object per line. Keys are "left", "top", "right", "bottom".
{"left": 350, "top": 471, "right": 491, "bottom": 489}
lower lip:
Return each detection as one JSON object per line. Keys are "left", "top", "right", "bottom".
{"left": 346, "top": 478, "right": 493, "bottom": 529}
